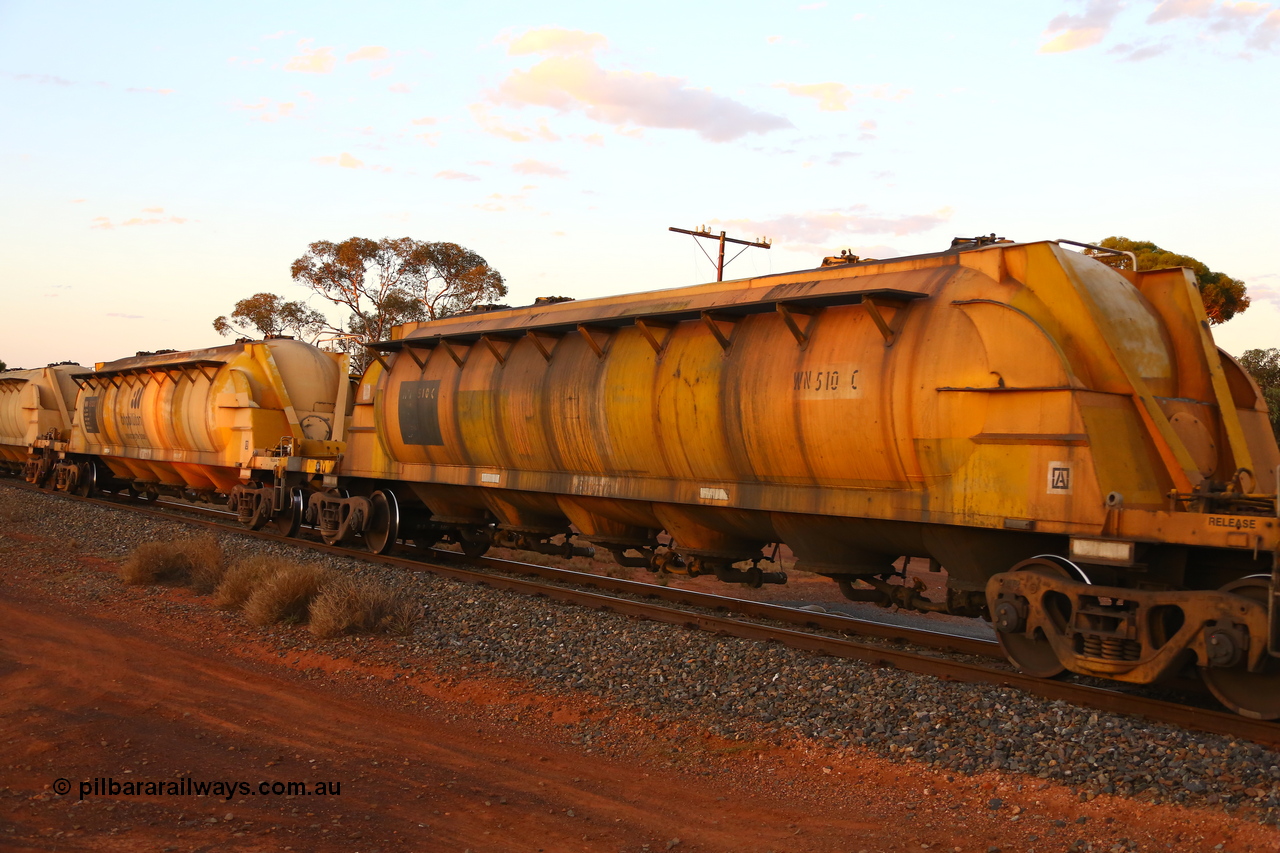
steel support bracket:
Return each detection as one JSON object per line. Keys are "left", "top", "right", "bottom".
{"left": 776, "top": 302, "right": 818, "bottom": 348}
{"left": 577, "top": 325, "right": 610, "bottom": 358}
{"left": 526, "top": 330, "right": 558, "bottom": 362}
{"left": 862, "top": 296, "right": 905, "bottom": 346}
{"left": 635, "top": 318, "right": 674, "bottom": 355}
{"left": 700, "top": 311, "right": 736, "bottom": 351}
{"left": 440, "top": 339, "right": 469, "bottom": 368}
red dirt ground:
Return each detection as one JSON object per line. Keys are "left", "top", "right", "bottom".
{"left": 3, "top": 530, "right": 1280, "bottom": 851}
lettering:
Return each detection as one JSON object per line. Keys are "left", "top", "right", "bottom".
{"left": 1208, "top": 516, "right": 1257, "bottom": 530}
{"left": 1047, "top": 461, "right": 1073, "bottom": 495}
{"left": 793, "top": 367, "right": 859, "bottom": 395}
{"left": 398, "top": 380, "right": 444, "bottom": 446}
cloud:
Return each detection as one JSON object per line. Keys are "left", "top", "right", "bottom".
{"left": 512, "top": 159, "right": 567, "bottom": 177}
{"left": 708, "top": 207, "right": 952, "bottom": 255}
{"left": 1250, "top": 9, "right": 1280, "bottom": 49}
{"left": 388, "top": 82, "right": 413, "bottom": 93}
{"left": 775, "top": 82, "right": 852, "bottom": 111}
{"left": 1148, "top": 0, "right": 1215, "bottom": 22}
{"left": 70, "top": 198, "right": 86, "bottom": 204}
{"left": 470, "top": 104, "right": 560, "bottom": 142}
{"left": 507, "top": 27, "right": 608, "bottom": 56}
{"left": 346, "top": 46, "right": 389, "bottom": 62}
{"left": 774, "top": 82, "right": 910, "bottom": 111}
{"left": 90, "top": 211, "right": 188, "bottom": 230}
{"left": 1109, "top": 39, "right": 1174, "bottom": 60}
{"left": 285, "top": 46, "right": 335, "bottom": 73}
{"left": 125, "top": 86, "right": 175, "bottom": 95}
{"left": 1047, "top": 0, "right": 1280, "bottom": 57}
{"left": 1039, "top": 0, "right": 1125, "bottom": 52}
{"left": 412, "top": 116, "right": 438, "bottom": 125}
{"left": 435, "top": 170, "right": 480, "bottom": 181}
{"left": 106, "top": 312, "right": 144, "bottom": 319}
{"left": 490, "top": 50, "right": 792, "bottom": 142}
{"left": 235, "top": 98, "right": 296, "bottom": 122}
{"left": 263, "top": 30, "right": 294, "bottom": 40}
{"left": 312, "top": 153, "right": 393, "bottom": 173}
{"left": 7, "top": 72, "right": 75, "bottom": 86}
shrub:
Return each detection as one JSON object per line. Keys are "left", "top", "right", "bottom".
{"left": 242, "top": 563, "right": 336, "bottom": 626}
{"left": 308, "top": 575, "right": 422, "bottom": 639}
{"left": 214, "top": 554, "right": 297, "bottom": 611}
{"left": 119, "top": 535, "right": 224, "bottom": 591}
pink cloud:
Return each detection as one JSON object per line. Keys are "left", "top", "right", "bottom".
{"left": 435, "top": 170, "right": 480, "bottom": 181}
{"left": 285, "top": 46, "right": 335, "bottom": 74}
{"left": 1148, "top": 0, "right": 1215, "bottom": 22}
{"left": 346, "top": 46, "right": 389, "bottom": 62}
{"left": 1039, "top": 0, "right": 1125, "bottom": 53}
{"left": 507, "top": 27, "right": 608, "bottom": 56}
{"left": 388, "top": 82, "right": 413, "bottom": 93}
{"left": 235, "top": 98, "right": 296, "bottom": 122}
{"left": 491, "top": 54, "right": 792, "bottom": 142}
{"left": 90, "top": 210, "right": 189, "bottom": 230}
{"left": 707, "top": 207, "right": 952, "bottom": 255}
{"left": 512, "top": 159, "right": 567, "bottom": 177}
{"left": 774, "top": 82, "right": 909, "bottom": 111}
{"left": 315, "top": 152, "right": 365, "bottom": 169}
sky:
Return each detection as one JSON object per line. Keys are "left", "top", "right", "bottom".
{"left": 2, "top": 0, "right": 1278, "bottom": 369}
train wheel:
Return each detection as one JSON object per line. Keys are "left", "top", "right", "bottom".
{"left": 74, "top": 462, "right": 96, "bottom": 497}
{"left": 994, "top": 558, "right": 1078, "bottom": 679}
{"left": 1201, "top": 577, "right": 1280, "bottom": 720}
{"left": 273, "top": 488, "right": 304, "bottom": 538}
{"left": 364, "top": 490, "right": 399, "bottom": 555}
{"left": 458, "top": 531, "right": 490, "bottom": 559}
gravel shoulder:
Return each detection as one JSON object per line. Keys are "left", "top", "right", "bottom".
{"left": 2, "top": 481, "right": 1279, "bottom": 852}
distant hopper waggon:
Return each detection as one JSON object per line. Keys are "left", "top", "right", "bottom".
{"left": 7, "top": 237, "right": 1279, "bottom": 718}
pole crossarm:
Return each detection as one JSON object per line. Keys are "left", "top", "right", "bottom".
{"left": 669, "top": 225, "right": 772, "bottom": 282}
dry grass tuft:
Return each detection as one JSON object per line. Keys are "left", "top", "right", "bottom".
{"left": 242, "top": 563, "right": 337, "bottom": 626}
{"left": 213, "top": 555, "right": 298, "bottom": 611}
{"left": 118, "top": 535, "right": 224, "bottom": 590}
{"left": 308, "top": 576, "right": 423, "bottom": 639}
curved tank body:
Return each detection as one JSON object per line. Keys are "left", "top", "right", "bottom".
{"left": 0, "top": 364, "right": 84, "bottom": 472}
{"left": 69, "top": 338, "right": 347, "bottom": 494}
{"left": 346, "top": 240, "right": 1279, "bottom": 596}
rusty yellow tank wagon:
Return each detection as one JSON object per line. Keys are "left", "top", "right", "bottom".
{"left": 330, "top": 237, "right": 1280, "bottom": 718}
{"left": 63, "top": 338, "right": 350, "bottom": 534}
{"left": 0, "top": 363, "right": 84, "bottom": 483}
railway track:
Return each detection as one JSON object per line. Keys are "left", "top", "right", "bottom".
{"left": 6, "top": 477, "right": 1279, "bottom": 749}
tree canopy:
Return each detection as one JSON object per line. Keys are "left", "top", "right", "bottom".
{"left": 213, "top": 293, "right": 327, "bottom": 342}
{"left": 1239, "top": 348, "right": 1280, "bottom": 441}
{"left": 289, "top": 237, "right": 506, "bottom": 355}
{"left": 1089, "top": 237, "right": 1250, "bottom": 324}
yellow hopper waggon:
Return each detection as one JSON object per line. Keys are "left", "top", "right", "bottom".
{"left": 12, "top": 236, "right": 1280, "bottom": 718}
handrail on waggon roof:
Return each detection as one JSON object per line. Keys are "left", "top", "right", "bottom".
{"left": 369, "top": 285, "right": 931, "bottom": 352}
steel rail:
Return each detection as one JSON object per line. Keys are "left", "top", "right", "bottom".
{"left": 6, "top": 479, "right": 1279, "bottom": 748}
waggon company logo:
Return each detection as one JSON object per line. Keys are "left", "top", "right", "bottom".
{"left": 1047, "top": 462, "right": 1073, "bottom": 495}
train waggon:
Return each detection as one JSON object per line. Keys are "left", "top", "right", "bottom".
{"left": 0, "top": 363, "right": 84, "bottom": 481}
{"left": 10, "top": 237, "right": 1280, "bottom": 718}
{"left": 22, "top": 338, "right": 350, "bottom": 534}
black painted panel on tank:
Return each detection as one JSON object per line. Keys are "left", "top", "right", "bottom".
{"left": 399, "top": 380, "right": 444, "bottom": 446}
{"left": 83, "top": 396, "right": 100, "bottom": 434}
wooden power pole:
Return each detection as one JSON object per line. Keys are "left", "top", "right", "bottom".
{"left": 669, "top": 225, "right": 772, "bottom": 282}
